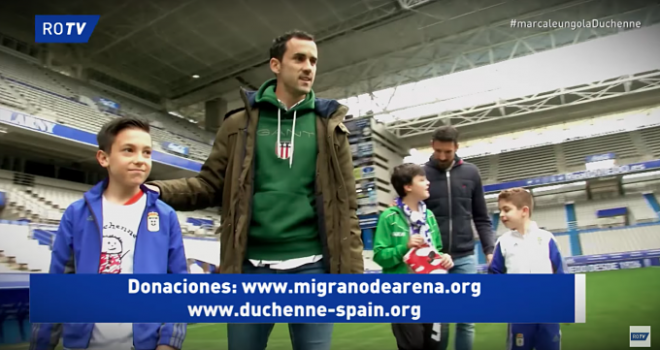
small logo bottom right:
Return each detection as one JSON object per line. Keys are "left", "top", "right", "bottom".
{"left": 630, "top": 326, "right": 651, "bottom": 347}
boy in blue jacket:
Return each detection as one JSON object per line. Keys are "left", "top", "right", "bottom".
{"left": 31, "top": 117, "right": 188, "bottom": 350}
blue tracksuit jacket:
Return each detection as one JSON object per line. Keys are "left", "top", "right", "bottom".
{"left": 30, "top": 179, "right": 188, "bottom": 350}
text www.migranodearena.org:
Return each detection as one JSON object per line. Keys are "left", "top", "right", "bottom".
{"left": 128, "top": 278, "right": 482, "bottom": 298}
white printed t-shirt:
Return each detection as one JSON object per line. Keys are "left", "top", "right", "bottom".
{"left": 86, "top": 191, "right": 147, "bottom": 350}
{"left": 189, "top": 263, "right": 205, "bottom": 274}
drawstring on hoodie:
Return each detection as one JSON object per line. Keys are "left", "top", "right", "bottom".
{"left": 277, "top": 108, "right": 297, "bottom": 168}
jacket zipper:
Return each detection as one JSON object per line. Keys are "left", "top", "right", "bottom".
{"left": 85, "top": 198, "right": 101, "bottom": 273}
{"left": 446, "top": 168, "right": 453, "bottom": 254}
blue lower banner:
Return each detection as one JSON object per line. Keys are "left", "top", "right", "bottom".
{"left": 28, "top": 274, "right": 586, "bottom": 324}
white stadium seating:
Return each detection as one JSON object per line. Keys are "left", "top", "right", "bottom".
{"left": 459, "top": 126, "right": 660, "bottom": 184}
{"left": 531, "top": 204, "right": 568, "bottom": 232}
{"left": 562, "top": 132, "right": 641, "bottom": 172}
{"left": 496, "top": 145, "right": 560, "bottom": 183}
{"left": 0, "top": 75, "right": 24, "bottom": 109}
{"left": 0, "top": 52, "right": 214, "bottom": 162}
{"left": 579, "top": 225, "right": 660, "bottom": 256}
{"left": 554, "top": 234, "right": 573, "bottom": 257}
{"left": 574, "top": 194, "right": 658, "bottom": 228}
{"left": 0, "top": 221, "right": 52, "bottom": 272}
{"left": 0, "top": 169, "right": 221, "bottom": 235}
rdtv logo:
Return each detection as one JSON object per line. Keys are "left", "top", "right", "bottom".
{"left": 34, "top": 15, "right": 100, "bottom": 43}
{"left": 630, "top": 326, "right": 651, "bottom": 347}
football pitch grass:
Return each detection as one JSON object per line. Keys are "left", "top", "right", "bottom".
{"left": 7, "top": 267, "right": 659, "bottom": 350}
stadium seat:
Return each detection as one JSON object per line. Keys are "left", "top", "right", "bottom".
{"left": 466, "top": 156, "right": 493, "bottom": 183}
{"left": 553, "top": 234, "right": 573, "bottom": 257}
{"left": 0, "top": 52, "right": 214, "bottom": 162}
{"left": 640, "top": 127, "right": 660, "bottom": 159}
{"left": 532, "top": 204, "right": 568, "bottom": 232}
{"left": 0, "top": 76, "right": 25, "bottom": 109}
{"left": 496, "top": 145, "right": 559, "bottom": 182}
{"left": 0, "top": 264, "right": 20, "bottom": 273}
{"left": 562, "top": 132, "right": 643, "bottom": 173}
{"left": 0, "top": 222, "right": 49, "bottom": 271}
{"left": 575, "top": 194, "right": 658, "bottom": 228}
{"left": 579, "top": 224, "right": 660, "bottom": 255}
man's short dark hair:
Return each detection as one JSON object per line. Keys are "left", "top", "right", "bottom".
{"left": 97, "top": 117, "right": 150, "bottom": 153}
{"left": 270, "top": 30, "right": 315, "bottom": 62}
{"left": 391, "top": 163, "right": 425, "bottom": 198}
{"left": 432, "top": 125, "right": 459, "bottom": 144}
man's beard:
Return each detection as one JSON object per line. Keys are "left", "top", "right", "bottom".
{"left": 435, "top": 160, "right": 452, "bottom": 169}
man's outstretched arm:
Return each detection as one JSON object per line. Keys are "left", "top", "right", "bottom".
{"left": 148, "top": 121, "right": 231, "bottom": 211}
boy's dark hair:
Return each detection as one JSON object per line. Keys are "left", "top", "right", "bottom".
{"left": 270, "top": 30, "right": 315, "bottom": 61}
{"left": 391, "top": 163, "right": 425, "bottom": 198}
{"left": 498, "top": 187, "right": 534, "bottom": 217}
{"left": 432, "top": 125, "right": 459, "bottom": 144}
{"left": 97, "top": 117, "right": 150, "bottom": 153}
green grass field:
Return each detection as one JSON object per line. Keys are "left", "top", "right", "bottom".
{"left": 5, "top": 268, "right": 659, "bottom": 350}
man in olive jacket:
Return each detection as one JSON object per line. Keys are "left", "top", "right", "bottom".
{"left": 147, "top": 30, "right": 363, "bottom": 349}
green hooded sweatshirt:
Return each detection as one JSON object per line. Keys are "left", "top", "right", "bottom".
{"left": 247, "top": 78, "right": 322, "bottom": 260}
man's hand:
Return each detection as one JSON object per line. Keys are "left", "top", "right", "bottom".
{"left": 439, "top": 253, "right": 454, "bottom": 270}
{"left": 144, "top": 184, "right": 161, "bottom": 195}
{"left": 408, "top": 235, "right": 425, "bottom": 248}
{"left": 156, "top": 346, "right": 177, "bottom": 350}
{"left": 486, "top": 254, "right": 493, "bottom": 265}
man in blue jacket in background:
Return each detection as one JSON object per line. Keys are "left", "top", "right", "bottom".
{"left": 30, "top": 117, "right": 188, "bottom": 350}
{"left": 423, "top": 125, "right": 495, "bottom": 350}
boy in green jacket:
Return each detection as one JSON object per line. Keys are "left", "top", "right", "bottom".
{"left": 373, "top": 163, "right": 453, "bottom": 350}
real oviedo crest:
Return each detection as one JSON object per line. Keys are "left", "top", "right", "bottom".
{"left": 147, "top": 212, "right": 160, "bottom": 232}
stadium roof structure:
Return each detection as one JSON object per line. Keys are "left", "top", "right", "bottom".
{"left": 371, "top": 23, "right": 660, "bottom": 143}
{"left": 0, "top": 0, "right": 659, "bottom": 139}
